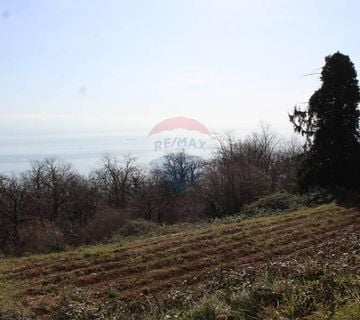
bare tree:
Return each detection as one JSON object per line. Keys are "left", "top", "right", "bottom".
{"left": 91, "top": 154, "right": 141, "bottom": 208}
{"left": 129, "top": 171, "right": 174, "bottom": 223}
{"left": 155, "top": 151, "right": 207, "bottom": 194}
{"left": 0, "top": 175, "right": 28, "bottom": 251}
{"left": 22, "top": 158, "right": 95, "bottom": 223}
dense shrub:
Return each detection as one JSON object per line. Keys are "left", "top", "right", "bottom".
{"left": 242, "top": 191, "right": 307, "bottom": 216}
{"left": 18, "top": 221, "right": 66, "bottom": 254}
{"left": 77, "top": 208, "right": 127, "bottom": 244}
{"left": 305, "top": 188, "right": 337, "bottom": 207}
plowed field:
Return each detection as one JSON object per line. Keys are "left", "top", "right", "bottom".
{"left": 0, "top": 203, "right": 359, "bottom": 319}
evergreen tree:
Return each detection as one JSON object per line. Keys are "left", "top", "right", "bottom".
{"left": 290, "top": 52, "right": 360, "bottom": 189}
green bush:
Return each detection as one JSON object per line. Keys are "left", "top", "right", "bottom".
{"left": 305, "top": 188, "right": 336, "bottom": 207}
{"left": 242, "top": 191, "right": 307, "bottom": 216}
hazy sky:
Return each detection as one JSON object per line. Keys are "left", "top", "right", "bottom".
{"left": 0, "top": 0, "right": 360, "bottom": 171}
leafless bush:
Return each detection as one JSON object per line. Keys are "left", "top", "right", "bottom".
{"left": 77, "top": 207, "right": 128, "bottom": 244}
{"left": 19, "top": 220, "right": 65, "bottom": 254}
{"left": 198, "top": 125, "right": 301, "bottom": 217}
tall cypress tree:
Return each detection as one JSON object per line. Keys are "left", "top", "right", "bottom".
{"left": 290, "top": 52, "right": 360, "bottom": 189}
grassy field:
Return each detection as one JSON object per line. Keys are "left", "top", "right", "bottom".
{"left": 0, "top": 203, "right": 359, "bottom": 319}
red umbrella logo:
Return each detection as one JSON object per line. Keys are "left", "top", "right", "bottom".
{"left": 148, "top": 116, "right": 211, "bottom": 137}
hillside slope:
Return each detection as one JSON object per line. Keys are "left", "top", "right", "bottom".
{"left": 0, "top": 203, "right": 359, "bottom": 319}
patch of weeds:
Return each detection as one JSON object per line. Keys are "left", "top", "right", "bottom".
{"left": 53, "top": 288, "right": 106, "bottom": 320}
{"left": 0, "top": 309, "right": 27, "bottom": 320}
{"left": 276, "top": 267, "right": 360, "bottom": 319}
{"left": 186, "top": 296, "right": 234, "bottom": 320}
{"left": 107, "top": 289, "right": 119, "bottom": 299}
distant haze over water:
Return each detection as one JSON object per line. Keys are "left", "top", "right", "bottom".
{"left": 0, "top": 133, "right": 152, "bottom": 174}
{"left": 0, "top": 124, "right": 293, "bottom": 175}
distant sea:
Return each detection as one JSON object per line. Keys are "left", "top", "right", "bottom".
{"left": 0, "top": 133, "right": 153, "bottom": 175}
{"left": 0, "top": 130, "right": 215, "bottom": 175}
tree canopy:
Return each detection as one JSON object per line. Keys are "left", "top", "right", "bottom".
{"left": 290, "top": 52, "right": 360, "bottom": 189}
